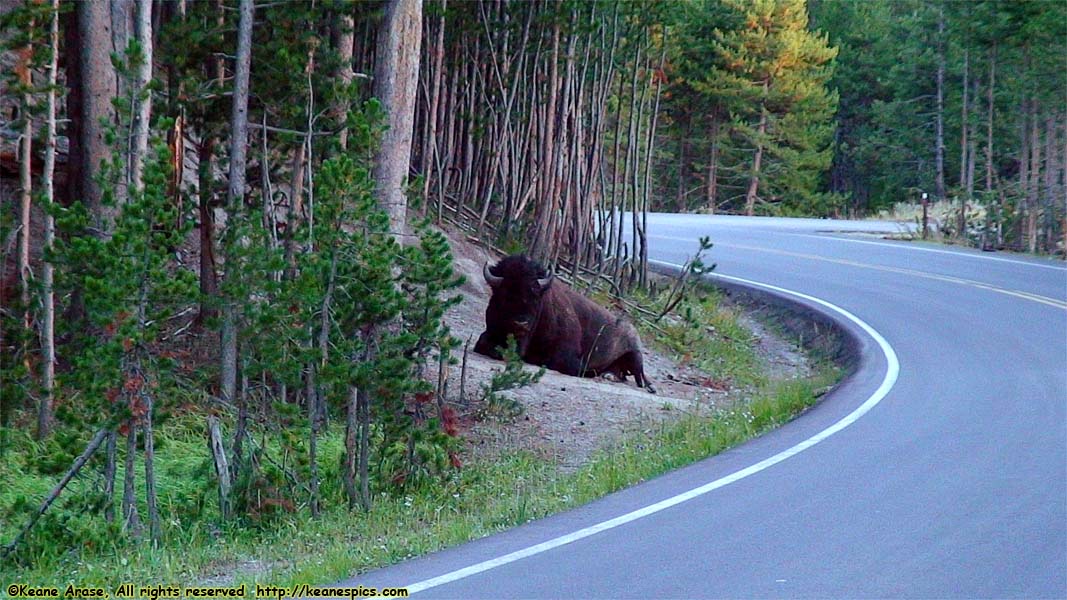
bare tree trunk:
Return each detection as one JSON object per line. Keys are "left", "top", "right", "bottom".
{"left": 422, "top": 0, "right": 446, "bottom": 205}
{"left": 1062, "top": 117, "right": 1067, "bottom": 258}
{"left": 1043, "top": 115, "right": 1055, "bottom": 253}
{"left": 129, "top": 0, "right": 154, "bottom": 193}
{"left": 334, "top": 8, "right": 355, "bottom": 151}
{"left": 75, "top": 0, "right": 119, "bottom": 235}
{"left": 220, "top": 0, "right": 255, "bottom": 405}
{"left": 706, "top": 115, "right": 720, "bottom": 214}
{"left": 957, "top": 47, "right": 968, "bottom": 237}
{"left": 373, "top": 0, "right": 423, "bottom": 241}
{"left": 1028, "top": 105, "right": 1041, "bottom": 254}
{"left": 142, "top": 384, "right": 160, "bottom": 544}
{"left": 934, "top": 2, "right": 946, "bottom": 202}
{"left": 959, "top": 48, "right": 969, "bottom": 189}
{"left": 207, "top": 416, "right": 231, "bottom": 520}
{"left": 745, "top": 86, "right": 769, "bottom": 216}
{"left": 103, "top": 431, "right": 117, "bottom": 521}
{"left": 122, "top": 425, "right": 141, "bottom": 536}
{"left": 639, "top": 41, "right": 666, "bottom": 288}
{"left": 38, "top": 0, "right": 60, "bottom": 441}
{"left": 675, "top": 119, "right": 688, "bottom": 212}
{"left": 197, "top": 139, "right": 218, "bottom": 321}
{"left": 344, "top": 386, "right": 358, "bottom": 508}
{"left": 986, "top": 43, "right": 995, "bottom": 194}
{"left": 284, "top": 141, "right": 306, "bottom": 279}
{"left": 17, "top": 32, "right": 33, "bottom": 331}
{"left": 1019, "top": 98, "right": 1030, "bottom": 251}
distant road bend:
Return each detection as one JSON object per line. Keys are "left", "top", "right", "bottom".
{"left": 346, "top": 214, "right": 1067, "bottom": 598}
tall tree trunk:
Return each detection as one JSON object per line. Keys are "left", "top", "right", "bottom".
{"left": 745, "top": 86, "right": 770, "bottom": 217}
{"left": 344, "top": 386, "right": 358, "bottom": 509}
{"left": 197, "top": 139, "right": 218, "bottom": 320}
{"left": 959, "top": 49, "right": 969, "bottom": 189}
{"left": 1027, "top": 104, "right": 1040, "bottom": 254}
{"left": 985, "top": 43, "right": 995, "bottom": 194}
{"left": 220, "top": 0, "right": 255, "bottom": 405}
{"left": 122, "top": 425, "right": 141, "bottom": 536}
{"left": 675, "top": 118, "right": 688, "bottom": 212}
{"left": 422, "top": 0, "right": 446, "bottom": 206}
{"left": 142, "top": 383, "right": 161, "bottom": 544}
{"left": 103, "top": 431, "right": 117, "bottom": 522}
{"left": 706, "top": 114, "right": 720, "bottom": 214}
{"left": 17, "top": 31, "right": 33, "bottom": 331}
{"left": 1043, "top": 115, "right": 1055, "bottom": 253}
{"left": 957, "top": 48, "right": 968, "bottom": 238}
{"left": 74, "top": 0, "right": 119, "bottom": 235}
{"left": 372, "top": 0, "right": 423, "bottom": 242}
{"left": 1062, "top": 117, "right": 1066, "bottom": 257}
{"left": 1019, "top": 98, "right": 1030, "bottom": 251}
{"left": 357, "top": 383, "right": 371, "bottom": 511}
{"left": 129, "top": 0, "right": 153, "bottom": 193}
{"left": 334, "top": 8, "right": 355, "bottom": 151}
{"left": 934, "top": 3, "right": 946, "bottom": 202}
{"left": 38, "top": 0, "right": 60, "bottom": 440}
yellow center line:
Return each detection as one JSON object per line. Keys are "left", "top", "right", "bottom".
{"left": 650, "top": 235, "right": 1067, "bottom": 311}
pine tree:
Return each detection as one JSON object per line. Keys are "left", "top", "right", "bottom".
{"left": 717, "top": 0, "right": 838, "bottom": 215}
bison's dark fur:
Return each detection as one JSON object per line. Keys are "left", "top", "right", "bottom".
{"left": 474, "top": 255, "right": 654, "bottom": 393}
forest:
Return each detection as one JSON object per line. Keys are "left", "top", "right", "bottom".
{"left": 0, "top": 0, "right": 1064, "bottom": 580}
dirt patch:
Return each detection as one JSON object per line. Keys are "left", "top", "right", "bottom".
{"left": 439, "top": 224, "right": 811, "bottom": 471}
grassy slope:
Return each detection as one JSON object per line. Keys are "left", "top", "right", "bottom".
{"left": 1, "top": 287, "right": 839, "bottom": 588}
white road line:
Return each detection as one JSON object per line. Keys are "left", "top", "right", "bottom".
{"left": 401, "top": 260, "right": 901, "bottom": 595}
{"left": 788, "top": 232, "right": 1067, "bottom": 271}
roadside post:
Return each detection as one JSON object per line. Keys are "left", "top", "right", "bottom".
{"left": 921, "top": 191, "right": 929, "bottom": 239}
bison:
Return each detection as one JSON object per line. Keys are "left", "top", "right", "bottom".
{"left": 474, "top": 255, "right": 655, "bottom": 393}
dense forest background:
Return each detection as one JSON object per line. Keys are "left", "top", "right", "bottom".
{"left": 0, "top": 0, "right": 1064, "bottom": 565}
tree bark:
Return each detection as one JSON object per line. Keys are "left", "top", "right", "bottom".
{"left": 372, "top": 0, "right": 423, "bottom": 242}
{"left": 745, "top": 86, "right": 770, "bottom": 216}
{"left": 959, "top": 48, "right": 969, "bottom": 189}
{"left": 39, "top": 0, "right": 60, "bottom": 440}
{"left": 129, "top": 0, "right": 153, "bottom": 193}
{"left": 207, "top": 416, "right": 231, "bottom": 520}
{"left": 422, "top": 0, "right": 446, "bottom": 205}
{"left": 957, "top": 48, "right": 968, "bottom": 238}
{"left": 934, "top": 2, "right": 946, "bottom": 202}
{"left": 103, "top": 431, "right": 117, "bottom": 522}
{"left": 197, "top": 139, "right": 218, "bottom": 321}
{"left": 122, "top": 425, "right": 141, "bottom": 536}
{"left": 706, "top": 115, "right": 720, "bottom": 214}
{"left": 1028, "top": 104, "right": 1040, "bottom": 253}
{"left": 220, "top": 0, "right": 255, "bottom": 405}
{"left": 334, "top": 7, "right": 356, "bottom": 151}
{"left": 985, "top": 43, "right": 995, "bottom": 193}
{"left": 74, "top": 0, "right": 119, "bottom": 235}
{"left": 344, "top": 386, "right": 358, "bottom": 509}
{"left": 17, "top": 31, "right": 33, "bottom": 329}
{"left": 1043, "top": 115, "right": 1055, "bottom": 253}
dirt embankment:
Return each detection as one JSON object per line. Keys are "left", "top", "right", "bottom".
{"left": 439, "top": 226, "right": 812, "bottom": 471}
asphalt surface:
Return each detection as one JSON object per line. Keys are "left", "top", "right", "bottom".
{"left": 344, "top": 214, "right": 1067, "bottom": 598}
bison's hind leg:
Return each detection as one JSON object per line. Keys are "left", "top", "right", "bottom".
{"left": 615, "top": 351, "right": 655, "bottom": 394}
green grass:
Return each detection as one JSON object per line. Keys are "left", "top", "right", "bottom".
{"left": 1, "top": 286, "right": 842, "bottom": 589}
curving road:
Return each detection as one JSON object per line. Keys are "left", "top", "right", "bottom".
{"left": 347, "top": 214, "right": 1067, "bottom": 598}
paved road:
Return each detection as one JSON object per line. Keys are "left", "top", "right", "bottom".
{"left": 346, "top": 214, "right": 1067, "bottom": 598}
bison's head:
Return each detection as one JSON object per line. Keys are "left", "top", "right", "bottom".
{"left": 482, "top": 255, "right": 554, "bottom": 354}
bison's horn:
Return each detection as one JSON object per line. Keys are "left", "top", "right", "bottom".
{"left": 537, "top": 273, "right": 554, "bottom": 291}
{"left": 483, "top": 261, "right": 503, "bottom": 287}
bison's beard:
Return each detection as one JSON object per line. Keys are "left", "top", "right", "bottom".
{"left": 474, "top": 322, "right": 534, "bottom": 360}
